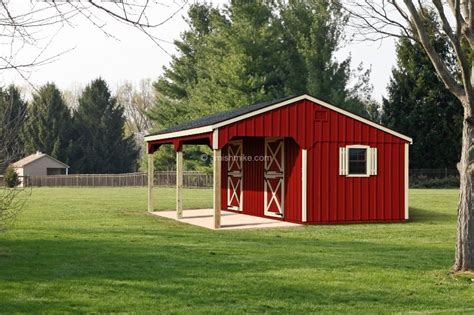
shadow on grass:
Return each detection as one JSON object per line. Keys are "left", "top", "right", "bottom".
{"left": 409, "top": 207, "right": 456, "bottom": 223}
{"left": 0, "top": 232, "right": 451, "bottom": 283}
{"left": 0, "top": 221, "right": 456, "bottom": 313}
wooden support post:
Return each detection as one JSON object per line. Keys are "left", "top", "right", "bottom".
{"left": 147, "top": 153, "right": 154, "bottom": 212}
{"left": 176, "top": 150, "right": 183, "bottom": 219}
{"left": 213, "top": 149, "right": 221, "bottom": 229}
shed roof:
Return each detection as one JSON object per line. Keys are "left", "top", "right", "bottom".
{"left": 13, "top": 152, "right": 69, "bottom": 168}
{"left": 145, "top": 94, "right": 412, "bottom": 143}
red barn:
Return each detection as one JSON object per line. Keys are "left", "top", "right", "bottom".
{"left": 145, "top": 94, "right": 412, "bottom": 229}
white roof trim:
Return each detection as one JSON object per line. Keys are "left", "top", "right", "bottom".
{"left": 45, "top": 155, "right": 70, "bottom": 168}
{"left": 145, "top": 95, "right": 413, "bottom": 144}
{"left": 14, "top": 154, "right": 69, "bottom": 168}
{"left": 144, "top": 126, "right": 213, "bottom": 142}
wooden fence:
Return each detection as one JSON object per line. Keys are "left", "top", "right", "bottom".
{"left": 23, "top": 171, "right": 213, "bottom": 188}
{"left": 409, "top": 168, "right": 458, "bottom": 179}
{"left": 6, "top": 169, "right": 461, "bottom": 188}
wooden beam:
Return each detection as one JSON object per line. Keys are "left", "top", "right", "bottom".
{"left": 147, "top": 153, "right": 154, "bottom": 212}
{"left": 213, "top": 149, "right": 221, "bottom": 229}
{"left": 176, "top": 150, "right": 183, "bottom": 219}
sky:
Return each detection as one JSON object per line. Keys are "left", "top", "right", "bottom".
{"left": 0, "top": 1, "right": 397, "bottom": 102}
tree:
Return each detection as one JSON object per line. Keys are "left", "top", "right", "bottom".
{"left": 383, "top": 28, "right": 463, "bottom": 169}
{"left": 279, "top": 0, "right": 372, "bottom": 115}
{"left": 0, "top": 85, "right": 27, "bottom": 172}
{"left": 62, "top": 84, "right": 83, "bottom": 111}
{"left": 150, "top": 3, "right": 225, "bottom": 129}
{"left": 151, "top": 1, "right": 372, "bottom": 128}
{"left": 22, "top": 83, "right": 73, "bottom": 163}
{"left": 345, "top": 1, "right": 474, "bottom": 272}
{"left": 149, "top": 1, "right": 373, "bottom": 170}
{"left": 116, "top": 80, "right": 154, "bottom": 139}
{"left": 116, "top": 80, "right": 155, "bottom": 172}
{"left": 70, "top": 78, "right": 139, "bottom": 174}
{"left": 4, "top": 165, "right": 19, "bottom": 188}
{"left": 0, "top": 86, "right": 28, "bottom": 231}
{"left": 182, "top": 1, "right": 284, "bottom": 115}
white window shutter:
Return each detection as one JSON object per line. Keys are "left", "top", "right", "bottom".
{"left": 370, "top": 148, "right": 378, "bottom": 175}
{"left": 339, "top": 147, "right": 347, "bottom": 175}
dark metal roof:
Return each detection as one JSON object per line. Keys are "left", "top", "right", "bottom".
{"left": 147, "top": 95, "right": 298, "bottom": 136}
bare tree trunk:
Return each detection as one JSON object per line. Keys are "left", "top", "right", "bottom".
{"left": 343, "top": 0, "right": 474, "bottom": 274}
{"left": 455, "top": 108, "right": 474, "bottom": 272}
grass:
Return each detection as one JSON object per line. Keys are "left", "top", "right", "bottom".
{"left": 0, "top": 188, "right": 473, "bottom": 314}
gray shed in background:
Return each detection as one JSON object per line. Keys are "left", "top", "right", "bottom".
{"left": 13, "top": 152, "right": 69, "bottom": 184}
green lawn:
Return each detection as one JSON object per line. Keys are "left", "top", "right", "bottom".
{"left": 0, "top": 188, "right": 472, "bottom": 314}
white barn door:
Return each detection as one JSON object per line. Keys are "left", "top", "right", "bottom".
{"left": 227, "top": 140, "right": 243, "bottom": 211}
{"left": 264, "top": 138, "right": 285, "bottom": 218}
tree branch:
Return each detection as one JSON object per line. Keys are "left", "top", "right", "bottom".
{"left": 403, "top": 0, "right": 466, "bottom": 101}
{"left": 0, "top": 1, "right": 185, "bottom": 77}
{"left": 342, "top": 0, "right": 419, "bottom": 43}
{"left": 432, "top": 0, "right": 473, "bottom": 103}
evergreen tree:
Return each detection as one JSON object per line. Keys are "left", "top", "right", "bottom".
{"left": 150, "top": 1, "right": 371, "bottom": 129}
{"left": 0, "top": 85, "right": 27, "bottom": 171}
{"left": 382, "top": 27, "right": 462, "bottom": 169}
{"left": 279, "top": 0, "right": 355, "bottom": 108}
{"left": 149, "top": 1, "right": 372, "bottom": 170}
{"left": 183, "top": 1, "right": 283, "bottom": 116}
{"left": 150, "top": 4, "right": 224, "bottom": 129}
{"left": 22, "top": 83, "right": 72, "bottom": 163}
{"left": 70, "top": 78, "right": 139, "bottom": 173}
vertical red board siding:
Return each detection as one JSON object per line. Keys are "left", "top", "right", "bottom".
{"left": 284, "top": 138, "right": 302, "bottom": 223}
{"left": 242, "top": 137, "right": 265, "bottom": 217}
{"left": 216, "top": 99, "right": 408, "bottom": 224}
{"left": 315, "top": 143, "right": 322, "bottom": 222}
{"left": 321, "top": 142, "right": 329, "bottom": 222}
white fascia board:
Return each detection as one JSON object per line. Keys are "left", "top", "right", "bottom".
{"left": 145, "top": 126, "right": 213, "bottom": 142}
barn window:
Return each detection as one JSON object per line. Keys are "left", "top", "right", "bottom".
{"left": 339, "top": 145, "right": 377, "bottom": 177}
{"left": 348, "top": 148, "right": 367, "bottom": 174}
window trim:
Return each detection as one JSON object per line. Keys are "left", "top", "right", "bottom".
{"left": 345, "top": 145, "right": 371, "bottom": 177}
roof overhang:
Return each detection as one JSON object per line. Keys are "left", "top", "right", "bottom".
{"left": 13, "top": 154, "right": 70, "bottom": 168}
{"left": 144, "top": 95, "right": 413, "bottom": 144}
{"left": 144, "top": 125, "right": 213, "bottom": 142}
